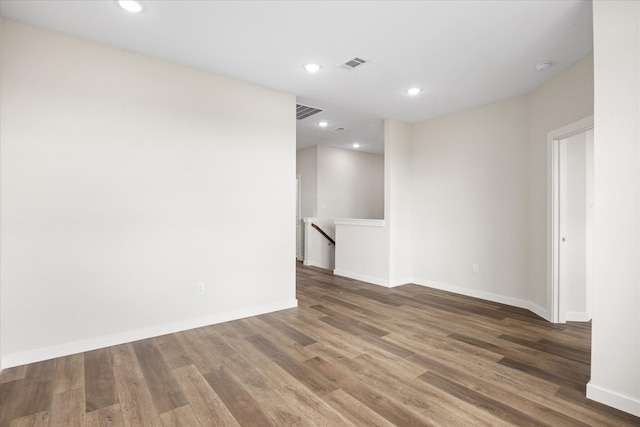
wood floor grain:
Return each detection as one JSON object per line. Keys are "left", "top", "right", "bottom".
{"left": 84, "top": 349, "right": 117, "bottom": 413}
{"left": 1, "top": 262, "right": 638, "bottom": 426}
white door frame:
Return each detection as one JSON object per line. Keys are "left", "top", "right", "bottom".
{"left": 547, "top": 115, "right": 593, "bottom": 323}
{"left": 296, "top": 174, "right": 303, "bottom": 261}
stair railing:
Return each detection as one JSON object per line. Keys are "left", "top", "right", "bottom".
{"left": 311, "top": 223, "right": 335, "bottom": 246}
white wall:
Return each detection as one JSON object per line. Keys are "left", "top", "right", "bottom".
{"left": 408, "top": 55, "right": 594, "bottom": 319}
{"left": 0, "top": 20, "right": 297, "bottom": 368}
{"left": 386, "top": 120, "right": 413, "bottom": 285}
{"left": 528, "top": 54, "right": 595, "bottom": 309}
{"left": 296, "top": 146, "right": 318, "bottom": 263}
{"left": 585, "top": 128, "right": 594, "bottom": 321}
{"left": 588, "top": 1, "right": 640, "bottom": 416}
{"left": 296, "top": 144, "right": 384, "bottom": 234}
{"left": 411, "top": 97, "right": 531, "bottom": 306}
{"left": 296, "top": 146, "right": 318, "bottom": 219}
{"left": 316, "top": 145, "right": 384, "bottom": 237}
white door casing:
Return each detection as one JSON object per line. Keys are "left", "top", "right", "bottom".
{"left": 547, "top": 116, "right": 594, "bottom": 323}
{"left": 558, "top": 130, "right": 593, "bottom": 322}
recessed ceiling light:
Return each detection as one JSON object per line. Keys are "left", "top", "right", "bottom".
{"left": 407, "top": 87, "right": 421, "bottom": 96}
{"left": 535, "top": 61, "right": 552, "bottom": 71}
{"left": 304, "top": 63, "right": 321, "bottom": 73}
{"left": 318, "top": 121, "right": 329, "bottom": 127}
{"left": 353, "top": 143, "right": 360, "bottom": 148}
{"left": 118, "top": 0, "right": 143, "bottom": 13}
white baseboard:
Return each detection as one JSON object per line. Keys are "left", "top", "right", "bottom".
{"left": 0, "top": 299, "right": 298, "bottom": 371}
{"left": 303, "top": 259, "right": 332, "bottom": 270}
{"left": 413, "top": 277, "right": 548, "bottom": 320}
{"left": 333, "top": 269, "right": 392, "bottom": 287}
{"left": 587, "top": 381, "right": 640, "bottom": 417}
{"left": 566, "top": 311, "right": 592, "bottom": 322}
{"left": 331, "top": 272, "right": 550, "bottom": 321}
{"left": 333, "top": 269, "right": 412, "bottom": 288}
{"left": 525, "top": 301, "right": 549, "bottom": 321}
{"left": 389, "top": 277, "right": 413, "bottom": 288}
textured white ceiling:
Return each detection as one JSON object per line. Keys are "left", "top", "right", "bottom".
{"left": 0, "top": 0, "right": 593, "bottom": 154}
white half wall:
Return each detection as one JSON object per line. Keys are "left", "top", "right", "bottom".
{"left": 334, "top": 219, "right": 388, "bottom": 286}
{"left": 0, "top": 20, "right": 297, "bottom": 369}
{"left": 588, "top": 1, "right": 640, "bottom": 416}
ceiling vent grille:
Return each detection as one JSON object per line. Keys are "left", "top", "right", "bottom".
{"left": 339, "top": 57, "right": 367, "bottom": 70}
{"left": 296, "top": 104, "right": 323, "bottom": 120}
{"left": 333, "top": 127, "right": 345, "bottom": 132}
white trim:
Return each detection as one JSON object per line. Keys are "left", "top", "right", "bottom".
{"left": 525, "top": 302, "right": 549, "bottom": 321}
{"left": 557, "top": 138, "right": 567, "bottom": 323}
{"left": 333, "top": 269, "right": 392, "bottom": 287}
{"left": 303, "top": 217, "right": 318, "bottom": 223}
{"left": 548, "top": 131, "right": 559, "bottom": 323}
{"left": 304, "top": 259, "right": 330, "bottom": 269}
{"left": 548, "top": 116, "right": 595, "bottom": 141}
{"left": 587, "top": 381, "right": 640, "bottom": 417}
{"left": 334, "top": 218, "right": 385, "bottom": 227}
{"left": 413, "top": 277, "right": 548, "bottom": 320}
{"left": 0, "top": 299, "right": 298, "bottom": 370}
{"left": 389, "top": 277, "right": 413, "bottom": 288}
{"left": 332, "top": 271, "right": 550, "bottom": 320}
{"left": 296, "top": 175, "right": 303, "bottom": 262}
{"left": 565, "top": 311, "right": 592, "bottom": 322}
{"left": 547, "top": 115, "right": 594, "bottom": 323}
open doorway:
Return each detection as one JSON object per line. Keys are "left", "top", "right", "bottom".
{"left": 548, "top": 116, "right": 594, "bottom": 323}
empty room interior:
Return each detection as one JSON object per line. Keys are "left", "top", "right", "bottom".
{"left": 1, "top": 1, "right": 639, "bottom": 425}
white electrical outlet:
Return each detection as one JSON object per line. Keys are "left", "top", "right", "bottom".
{"left": 472, "top": 264, "right": 479, "bottom": 273}
{"left": 196, "top": 282, "right": 205, "bottom": 294}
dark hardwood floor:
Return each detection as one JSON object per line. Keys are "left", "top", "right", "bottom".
{"left": 1, "top": 263, "right": 638, "bottom": 426}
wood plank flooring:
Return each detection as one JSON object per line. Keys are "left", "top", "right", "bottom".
{"left": 1, "top": 263, "right": 638, "bottom": 426}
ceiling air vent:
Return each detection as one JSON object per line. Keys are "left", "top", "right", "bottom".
{"left": 339, "top": 57, "right": 367, "bottom": 70}
{"left": 333, "top": 127, "right": 345, "bottom": 132}
{"left": 296, "top": 104, "right": 323, "bottom": 120}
